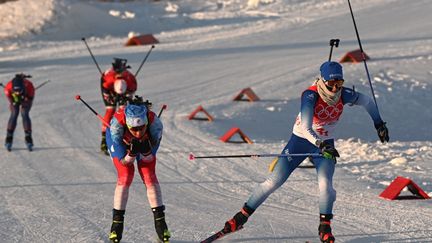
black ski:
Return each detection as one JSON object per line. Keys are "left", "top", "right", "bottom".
{"left": 201, "top": 227, "right": 241, "bottom": 243}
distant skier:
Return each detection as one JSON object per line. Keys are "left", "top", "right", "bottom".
{"left": 3, "top": 73, "right": 35, "bottom": 151}
{"left": 100, "top": 58, "right": 137, "bottom": 155}
{"left": 106, "top": 96, "right": 170, "bottom": 243}
{"left": 209, "top": 61, "right": 389, "bottom": 243}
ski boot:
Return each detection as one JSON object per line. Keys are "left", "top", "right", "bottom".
{"left": 319, "top": 214, "right": 335, "bottom": 243}
{"left": 152, "top": 205, "right": 171, "bottom": 243}
{"left": 5, "top": 134, "right": 13, "bottom": 152}
{"left": 109, "top": 209, "right": 125, "bottom": 243}
{"left": 224, "top": 203, "right": 255, "bottom": 234}
{"left": 25, "top": 131, "right": 33, "bottom": 152}
{"left": 101, "top": 132, "right": 109, "bottom": 155}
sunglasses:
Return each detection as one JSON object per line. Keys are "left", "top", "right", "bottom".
{"left": 128, "top": 124, "right": 147, "bottom": 132}
{"left": 325, "top": 79, "right": 344, "bottom": 88}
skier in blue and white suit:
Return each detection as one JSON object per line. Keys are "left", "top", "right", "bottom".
{"left": 218, "top": 61, "right": 389, "bottom": 243}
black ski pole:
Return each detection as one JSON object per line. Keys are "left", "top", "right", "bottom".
{"left": 81, "top": 37, "right": 103, "bottom": 75}
{"left": 347, "top": 0, "right": 379, "bottom": 112}
{"left": 328, "top": 39, "right": 340, "bottom": 61}
{"left": 189, "top": 152, "right": 321, "bottom": 160}
{"left": 135, "top": 45, "right": 155, "bottom": 77}
{"left": 157, "top": 104, "right": 167, "bottom": 118}
{"left": 35, "top": 80, "right": 51, "bottom": 90}
{"left": 75, "top": 94, "right": 110, "bottom": 127}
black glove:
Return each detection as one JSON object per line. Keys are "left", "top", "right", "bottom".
{"left": 319, "top": 141, "right": 340, "bottom": 161}
{"left": 375, "top": 122, "right": 389, "bottom": 143}
{"left": 129, "top": 138, "right": 152, "bottom": 156}
{"left": 129, "top": 138, "right": 141, "bottom": 156}
{"left": 140, "top": 139, "right": 152, "bottom": 155}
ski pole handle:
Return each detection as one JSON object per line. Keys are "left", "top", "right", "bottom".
{"left": 0, "top": 83, "right": 4, "bottom": 88}
{"left": 157, "top": 104, "right": 167, "bottom": 118}
{"left": 328, "top": 39, "right": 340, "bottom": 61}
{"left": 189, "top": 152, "right": 321, "bottom": 160}
{"left": 75, "top": 94, "right": 110, "bottom": 128}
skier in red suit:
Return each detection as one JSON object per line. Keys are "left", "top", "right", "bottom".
{"left": 3, "top": 73, "right": 35, "bottom": 151}
{"left": 106, "top": 97, "right": 170, "bottom": 243}
{"left": 100, "top": 58, "right": 137, "bottom": 155}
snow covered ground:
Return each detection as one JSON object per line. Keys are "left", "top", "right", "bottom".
{"left": 0, "top": 0, "right": 431, "bottom": 242}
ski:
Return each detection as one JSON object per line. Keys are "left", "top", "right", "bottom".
{"left": 201, "top": 227, "right": 241, "bottom": 243}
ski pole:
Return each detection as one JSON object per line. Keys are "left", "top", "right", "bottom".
{"left": 347, "top": 0, "right": 380, "bottom": 112}
{"left": 189, "top": 152, "right": 321, "bottom": 161}
{"left": 328, "top": 39, "right": 340, "bottom": 61}
{"left": 35, "top": 80, "right": 51, "bottom": 90}
{"left": 81, "top": 37, "right": 103, "bottom": 75}
{"left": 157, "top": 104, "right": 167, "bottom": 118}
{"left": 135, "top": 45, "right": 155, "bottom": 77}
{"left": 0, "top": 83, "right": 4, "bottom": 88}
{"left": 75, "top": 94, "right": 110, "bottom": 128}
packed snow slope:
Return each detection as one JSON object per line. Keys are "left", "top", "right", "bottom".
{"left": 0, "top": 0, "right": 431, "bottom": 242}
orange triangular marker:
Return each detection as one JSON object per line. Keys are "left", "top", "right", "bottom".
{"left": 379, "top": 176, "right": 430, "bottom": 200}
{"left": 125, "top": 34, "right": 159, "bottom": 46}
{"left": 233, "top": 87, "right": 260, "bottom": 102}
{"left": 188, "top": 105, "right": 214, "bottom": 122}
{"left": 220, "top": 127, "right": 253, "bottom": 144}
{"left": 339, "top": 49, "right": 370, "bottom": 63}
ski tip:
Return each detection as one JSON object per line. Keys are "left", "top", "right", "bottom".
{"left": 188, "top": 153, "right": 195, "bottom": 161}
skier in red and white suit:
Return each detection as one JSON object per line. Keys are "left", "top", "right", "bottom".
{"left": 100, "top": 58, "right": 137, "bottom": 155}
{"left": 105, "top": 100, "right": 170, "bottom": 243}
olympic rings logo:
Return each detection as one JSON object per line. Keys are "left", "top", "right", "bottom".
{"left": 314, "top": 103, "right": 343, "bottom": 120}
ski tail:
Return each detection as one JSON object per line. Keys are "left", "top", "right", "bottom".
{"left": 201, "top": 226, "right": 242, "bottom": 243}
{"left": 200, "top": 230, "right": 226, "bottom": 243}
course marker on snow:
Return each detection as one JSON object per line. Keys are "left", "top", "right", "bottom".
{"left": 125, "top": 34, "right": 159, "bottom": 46}
{"left": 379, "top": 176, "right": 430, "bottom": 200}
{"left": 233, "top": 87, "right": 260, "bottom": 102}
{"left": 339, "top": 49, "right": 370, "bottom": 63}
{"left": 220, "top": 127, "right": 253, "bottom": 144}
{"left": 188, "top": 105, "right": 214, "bottom": 122}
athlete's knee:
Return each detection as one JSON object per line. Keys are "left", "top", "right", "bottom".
{"left": 117, "top": 175, "right": 133, "bottom": 187}
{"left": 318, "top": 180, "right": 336, "bottom": 202}
{"left": 262, "top": 174, "right": 287, "bottom": 192}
